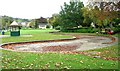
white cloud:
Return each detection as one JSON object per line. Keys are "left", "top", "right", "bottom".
{"left": 0, "top": 0, "right": 87, "bottom": 19}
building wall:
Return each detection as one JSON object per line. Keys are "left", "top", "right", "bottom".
{"left": 38, "top": 23, "right": 47, "bottom": 29}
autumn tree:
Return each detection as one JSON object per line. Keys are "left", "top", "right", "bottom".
{"left": 82, "top": 7, "right": 93, "bottom": 27}
{"left": 86, "top": 1, "right": 120, "bottom": 28}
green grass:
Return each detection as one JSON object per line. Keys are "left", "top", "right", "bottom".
{"left": 2, "top": 29, "right": 72, "bottom": 43}
{"left": 84, "top": 45, "right": 118, "bottom": 58}
{"left": 2, "top": 50, "right": 118, "bottom": 69}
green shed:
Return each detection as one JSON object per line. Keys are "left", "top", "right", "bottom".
{"left": 10, "top": 21, "right": 21, "bottom": 36}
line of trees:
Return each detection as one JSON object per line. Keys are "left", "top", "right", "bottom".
{"left": 0, "top": 15, "right": 30, "bottom": 30}
{"left": 1, "top": 0, "right": 120, "bottom": 32}
{"left": 0, "top": 16, "right": 13, "bottom": 30}
{"left": 49, "top": 0, "right": 120, "bottom": 32}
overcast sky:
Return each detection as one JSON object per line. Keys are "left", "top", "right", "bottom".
{"left": 0, "top": 0, "right": 87, "bottom": 19}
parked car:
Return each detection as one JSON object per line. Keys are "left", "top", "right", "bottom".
{"left": 101, "top": 28, "right": 114, "bottom": 35}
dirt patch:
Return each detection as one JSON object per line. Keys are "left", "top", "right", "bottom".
{"left": 102, "top": 36, "right": 116, "bottom": 44}
{"left": 43, "top": 45, "right": 79, "bottom": 52}
{"left": 1, "top": 37, "right": 78, "bottom": 50}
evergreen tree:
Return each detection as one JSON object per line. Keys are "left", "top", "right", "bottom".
{"left": 59, "top": 0, "right": 84, "bottom": 30}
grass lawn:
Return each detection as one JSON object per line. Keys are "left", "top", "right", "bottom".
{"left": 1, "top": 29, "right": 119, "bottom": 69}
{"left": 83, "top": 45, "right": 118, "bottom": 60}
{"left": 2, "top": 50, "right": 118, "bottom": 69}
{"left": 2, "top": 29, "right": 72, "bottom": 43}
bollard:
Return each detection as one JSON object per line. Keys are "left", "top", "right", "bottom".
{"left": 2, "top": 31, "right": 4, "bottom": 35}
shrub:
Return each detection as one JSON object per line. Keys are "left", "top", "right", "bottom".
{"left": 46, "top": 25, "right": 51, "bottom": 28}
{"left": 112, "top": 26, "right": 120, "bottom": 34}
{"left": 61, "top": 27, "right": 99, "bottom": 33}
{"left": 55, "top": 26, "right": 61, "bottom": 30}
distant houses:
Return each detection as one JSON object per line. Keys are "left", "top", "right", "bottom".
{"left": 21, "top": 22, "right": 27, "bottom": 27}
{"left": 33, "top": 17, "right": 52, "bottom": 29}
{"left": 2, "top": 17, "right": 53, "bottom": 29}
{"left": 39, "top": 23, "right": 48, "bottom": 29}
{"left": 36, "top": 17, "right": 48, "bottom": 29}
{"left": 0, "top": 15, "right": 53, "bottom": 29}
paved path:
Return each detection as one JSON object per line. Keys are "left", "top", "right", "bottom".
{"left": 11, "top": 35, "right": 118, "bottom": 52}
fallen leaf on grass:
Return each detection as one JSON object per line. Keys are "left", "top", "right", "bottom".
{"left": 55, "top": 63, "right": 60, "bottom": 68}
{"left": 80, "top": 60, "right": 84, "bottom": 64}
{"left": 60, "top": 62, "right": 63, "bottom": 65}
{"left": 45, "top": 63, "right": 50, "bottom": 67}
{"left": 31, "top": 64, "right": 33, "bottom": 66}
{"left": 64, "top": 66, "right": 70, "bottom": 69}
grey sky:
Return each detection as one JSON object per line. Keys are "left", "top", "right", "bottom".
{"left": 0, "top": 0, "right": 87, "bottom": 19}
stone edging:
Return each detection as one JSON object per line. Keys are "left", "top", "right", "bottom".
{"left": 102, "top": 36, "right": 117, "bottom": 44}
{"left": 1, "top": 35, "right": 117, "bottom": 51}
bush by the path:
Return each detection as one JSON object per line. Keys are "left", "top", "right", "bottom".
{"left": 61, "top": 27, "right": 99, "bottom": 33}
{"left": 112, "top": 26, "right": 120, "bottom": 34}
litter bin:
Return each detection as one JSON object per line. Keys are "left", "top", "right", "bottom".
{"left": 2, "top": 31, "right": 4, "bottom": 35}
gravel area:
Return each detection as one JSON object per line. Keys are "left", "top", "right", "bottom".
{"left": 2, "top": 35, "right": 117, "bottom": 52}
